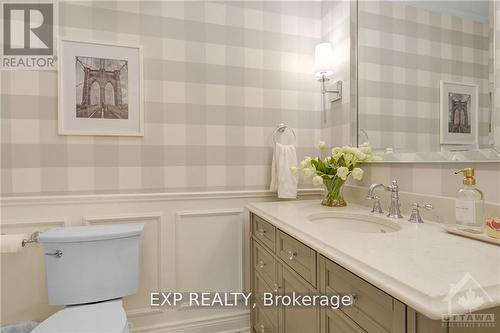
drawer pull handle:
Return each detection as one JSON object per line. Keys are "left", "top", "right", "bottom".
{"left": 45, "top": 250, "right": 63, "bottom": 258}
{"left": 259, "top": 324, "right": 266, "bottom": 333}
{"left": 256, "top": 229, "right": 266, "bottom": 236}
{"left": 288, "top": 250, "right": 297, "bottom": 260}
{"left": 256, "top": 260, "right": 266, "bottom": 269}
{"left": 273, "top": 283, "right": 280, "bottom": 293}
{"left": 341, "top": 294, "right": 357, "bottom": 307}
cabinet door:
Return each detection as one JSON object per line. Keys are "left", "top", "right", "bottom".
{"left": 279, "top": 265, "right": 320, "bottom": 333}
{"left": 254, "top": 268, "right": 278, "bottom": 325}
{"left": 253, "top": 240, "right": 278, "bottom": 288}
{"left": 406, "top": 308, "right": 446, "bottom": 333}
{"left": 254, "top": 304, "right": 278, "bottom": 333}
{"left": 321, "top": 257, "right": 405, "bottom": 333}
{"left": 323, "top": 308, "right": 367, "bottom": 333}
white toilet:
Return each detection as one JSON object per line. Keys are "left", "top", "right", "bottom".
{"left": 32, "top": 223, "right": 144, "bottom": 333}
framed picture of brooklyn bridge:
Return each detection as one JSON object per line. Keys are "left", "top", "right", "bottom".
{"left": 439, "top": 81, "right": 478, "bottom": 145}
{"left": 58, "top": 39, "right": 143, "bottom": 136}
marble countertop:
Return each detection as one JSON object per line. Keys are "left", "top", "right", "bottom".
{"left": 247, "top": 200, "right": 500, "bottom": 320}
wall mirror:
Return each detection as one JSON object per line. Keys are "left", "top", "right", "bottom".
{"left": 356, "top": 0, "right": 500, "bottom": 162}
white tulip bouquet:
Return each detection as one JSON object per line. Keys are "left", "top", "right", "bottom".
{"left": 294, "top": 142, "right": 372, "bottom": 206}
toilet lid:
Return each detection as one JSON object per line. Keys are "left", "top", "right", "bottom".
{"left": 32, "top": 299, "right": 128, "bottom": 333}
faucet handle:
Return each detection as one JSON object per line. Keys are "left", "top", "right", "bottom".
{"left": 369, "top": 195, "right": 383, "bottom": 214}
{"left": 388, "top": 180, "right": 399, "bottom": 191}
{"left": 414, "top": 203, "right": 433, "bottom": 210}
{"left": 408, "top": 203, "right": 433, "bottom": 223}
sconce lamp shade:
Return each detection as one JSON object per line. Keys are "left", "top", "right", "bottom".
{"left": 314, "top": 42, "right": 333, "bottom": 77}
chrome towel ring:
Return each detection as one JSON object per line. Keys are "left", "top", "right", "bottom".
{"left": 273, "top": 123, "right": 296, "bottom": 144}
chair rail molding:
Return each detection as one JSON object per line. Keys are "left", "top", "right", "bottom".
{"left": 0, "top": 188, "right": 321, "bottom": 207}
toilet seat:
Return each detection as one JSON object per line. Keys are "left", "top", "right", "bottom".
{"left": 32, "top": 299, "right": 128, "bottom": 333}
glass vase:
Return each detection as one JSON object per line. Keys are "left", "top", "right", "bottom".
{"left": 322, "top": 177, "right": 347, "bottom": 207}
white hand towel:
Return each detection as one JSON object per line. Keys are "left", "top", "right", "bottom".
{"left": 270, "top": 143, "right": 298, "bottom": 199}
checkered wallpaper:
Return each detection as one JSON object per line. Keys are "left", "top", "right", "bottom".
{"left": 358, "top": 0, "right": 491, "bottom": 152}
{"left": 1, "top": 0, "right": 324, "bottom": 196}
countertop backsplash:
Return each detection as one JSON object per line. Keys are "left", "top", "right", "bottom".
{"left": 343, "top": 185, "right": 500, "bottom": 226}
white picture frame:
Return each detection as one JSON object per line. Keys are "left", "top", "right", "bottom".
{"left": 439, "top": 80, "right": 478, "bottom": 145}
{"left": 58, "top": 38, "right": 143, "bottom": 136}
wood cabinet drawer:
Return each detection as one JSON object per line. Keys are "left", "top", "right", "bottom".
{"left": 277, "top": 230, "right": 317, "bottom": 287}
{"left": 253, "top": 215, "right": 276, "bottom": 252}
{"left": 253, "top": 304, "right": 278, "bottom": 333}
{"left": 253, "top": 240, "right": 277, "bottom": 288}
{"left": 254, "top": 270, "right": 278, "bottom": 323}
{"left": 280, "top": 266, "right": 320, "bottom": 333}
{"left": 324, "top": 308, "right": 367, "bottom": 333}
{"left": 322, "top": 258, "right": 405, "bottom": 333}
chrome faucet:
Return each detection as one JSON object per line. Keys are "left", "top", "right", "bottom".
{"left": 366, "top": 180, "right": 403, "bottom": 219}
{"left": 367, "top": 183, "right": 386, "bottom": 198}
{"left": 366, "top": 184, "right": 385, "bottom": 214}
{"left": 408, "top": 203, "right": 433, "bottom": 223}
{"left": 386, "top": 180, "right": 403, "bottom": 219}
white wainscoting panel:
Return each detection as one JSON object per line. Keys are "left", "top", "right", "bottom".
{"left": 175, "top": 209, "right": 244, "bottom": 294}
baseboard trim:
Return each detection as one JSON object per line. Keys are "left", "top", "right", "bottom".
{"left": 132, "top": 310, "right": 250, "bottom": 333}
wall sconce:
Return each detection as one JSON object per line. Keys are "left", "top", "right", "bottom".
{"left": 315, "top": 43, "right": 342, "bottom": 106}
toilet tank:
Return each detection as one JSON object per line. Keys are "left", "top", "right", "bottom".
{"left": 38, "top": 223, "right": 144, "bottom": 305}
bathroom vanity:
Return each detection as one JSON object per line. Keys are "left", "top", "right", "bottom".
{"left": 247, "top": 201, "right": 500, "bottom": 333}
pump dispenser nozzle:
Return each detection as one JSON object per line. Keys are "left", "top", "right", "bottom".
{"left": 454, "top": 168, "right": 476, "bottom": 185}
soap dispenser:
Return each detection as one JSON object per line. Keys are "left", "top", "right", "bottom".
{"left": 454, "top": 168, "right": 484, "bottom": 233}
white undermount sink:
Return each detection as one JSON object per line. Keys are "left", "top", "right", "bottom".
{"left": 307, "top": 212, "right": 402, "bottom": 234}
